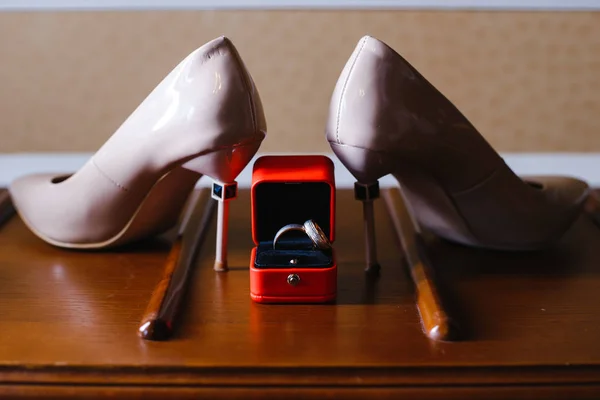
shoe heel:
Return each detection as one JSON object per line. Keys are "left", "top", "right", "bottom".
{"left": 354, "top": 181, "right": 381, "bottom": 274}
{"left": 329, "top": 142, "right": 393, "bottom": 183}
{"left": 210, "top": 180, "right": 237, "bottom": 272}
{"left": 182, "top": 139, "right": 262, "bottom": 272}
{"left": 181, "top": 140, "right": 262, "bottom": 183}
{"left": 330, "top": 142, "right": 396, "bottom": 273}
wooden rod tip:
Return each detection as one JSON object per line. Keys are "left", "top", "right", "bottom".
{"left": 138, "top": 320, "right": 171, "bottom": 341}
{"left": 426, "top": 319, "right": 460, "bottom": 342}
{"left": 364, "top": 263, "right": 381, "bottom": 276}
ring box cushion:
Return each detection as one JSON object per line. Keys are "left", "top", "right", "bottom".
{"left": 254, "top": 243, "right": 333, "bottom": 268}
{"left": 249, "top": 155, "right": 336, "bottom": 303}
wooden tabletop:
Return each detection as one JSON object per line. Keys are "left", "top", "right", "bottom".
{"left": 1, "top": 189, "right": 600, "bottom": 398}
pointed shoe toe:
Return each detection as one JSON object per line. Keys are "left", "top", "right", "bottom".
{"left": 327, "top": 35, "right": 588, "bottom": 251}
{"left": 9, "top": 167, "right": 137, "bottom": 247}
{"left": 9, "top": 173, "right": 74, "bottom": 244}
{"left": 11, "top": 37, "right": 266, "bottom": 249}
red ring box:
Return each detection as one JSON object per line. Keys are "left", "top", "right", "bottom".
{"left": 249, "top": 155, "right": 336, "bottom": 303}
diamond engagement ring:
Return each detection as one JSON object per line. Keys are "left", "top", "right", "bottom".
{"left": 273, "top": 220, "right": 332, "bottom": 250}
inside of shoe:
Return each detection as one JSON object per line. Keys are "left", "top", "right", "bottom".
{"left": 524, "top": 180, "right": 544, "bottom": 190}
{"left": 51, "top": 174, "right": 72, "bottom": 184}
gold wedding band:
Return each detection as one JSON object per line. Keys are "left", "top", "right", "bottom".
{"left": 273, "top": 220, "right": 332, "bottom": 250}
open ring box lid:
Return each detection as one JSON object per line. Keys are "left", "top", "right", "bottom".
{"left": 251, "top": 155, "right": 336, "bottom": 269}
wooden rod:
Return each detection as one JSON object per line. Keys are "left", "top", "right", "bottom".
{"left": 0, "top": 189, "right": 15, "bottom": 228}
{"left": 383, "top": 187, "right": 458, "bottom": 342}
{"left": 138, "top": 189, "right": 216, "bottom": 341}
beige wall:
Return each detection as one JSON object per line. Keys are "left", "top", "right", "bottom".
{"left": 0, "top": 10, "right": 599, "bottom": 153}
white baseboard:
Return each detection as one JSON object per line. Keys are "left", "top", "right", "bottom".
{"left": 0, "top": 152, "right": 598, "bottom": 188}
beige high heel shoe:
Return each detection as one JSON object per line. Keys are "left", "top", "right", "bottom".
{"left": 10, "top": 37, "right": 266, "bottom": 270}
{"left": 326, "top": 35, "right": 589, "bottom": 271}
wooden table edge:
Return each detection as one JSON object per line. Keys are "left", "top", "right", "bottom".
{"left": 1, "top": 365, "right": 600, "bottom": 387}
{"left": 2, "top": 383, "right": 600, "bottom": 400}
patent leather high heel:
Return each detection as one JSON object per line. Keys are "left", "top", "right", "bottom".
{"left": 326, "top": 35, "right": 589, "bottom": 269}
{"left": 10, "top": 37, "right": 266, "bottom": 271}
